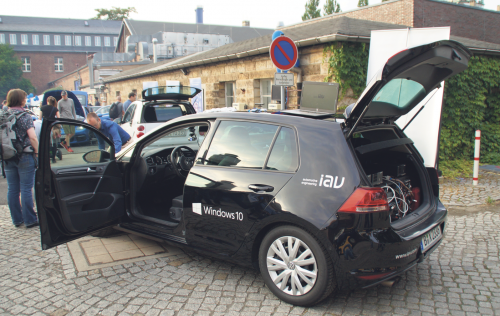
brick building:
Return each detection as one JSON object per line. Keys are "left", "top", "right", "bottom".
{"left": 101, "top": 16, "right": 500, "bottom": 111}
{"left": 0, "top": 16, "right": 121, "bottom": 94}
{"left": 316, "top": 0, "right": 500, "bottom": 44}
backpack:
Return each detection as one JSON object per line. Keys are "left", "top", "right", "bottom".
{"left": 109, "top": 102, "right": 119, "bottom": 119}
{"left": 0, "top": 109, "right": 29, "bottom": 175}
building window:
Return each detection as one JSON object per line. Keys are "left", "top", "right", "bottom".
{"left": 85, "top": 36, "right": 91, "bottom": 46}
{"left": 95, "top": 36, "right": 101, "bottom": 46}
{"left": 9, "top": 34, "right": 17, "bottom": 45}
{"left": 115, "top": 91, "right": 120, "bottom": 97}
{"left": 32, "top": 35, "right": 39, "bottom": 45}
{"left": 21, "top": 57, "right": 31, "bottom": 72}
{"left": 43, "top": 35, "right": 50, "bottom": 45}
{"left": 75, "top": 36, "right": 81, "bottom": 46}
{"left": 225, "top": 82, "right": 235, "bottom": 107}
{"left": 104, "top": 37, "right": 110, "bottom": 47}
{"left": 0, "top": 34, "right": 5, "bottom": 44}
{"left": 54, "top": 35, "right": 61, "bottom": 45}
{"left": 260, "top": 79, "right": 272, "bottom": 109}
{"left": 203, "top": 39, "right": 209, "bottom": 44}
{"left": 21, "top": 34, "right": 28, "bottom": 45}
{"left": 65, "top": 35, "right": 72, "bottom": 46}
{"left": 114, "top": 37, "right": 118, "bottom": 47}
{"left": 54, "top": 57, "right": 63, "bottom": 72}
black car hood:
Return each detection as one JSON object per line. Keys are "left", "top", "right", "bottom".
{"left": 345, "top": 40, "right": 471, "bottom": 129}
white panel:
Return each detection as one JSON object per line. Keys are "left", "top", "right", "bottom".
{"left": 368, "top": 27, "right": 450, "bottom": 168}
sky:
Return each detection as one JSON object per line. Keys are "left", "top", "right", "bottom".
{"left": 3, "top": 0, "right": 500, "bottom": 29}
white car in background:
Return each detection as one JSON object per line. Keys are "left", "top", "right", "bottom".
{"left": 117, "top": 86, "right": 201, "bottom": 139}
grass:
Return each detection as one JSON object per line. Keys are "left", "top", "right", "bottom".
{"left": 486, "top": 196, "right": 494, "bottom": 205}
{"left": 439, "top": 159, "right": 475, "bottom": 179}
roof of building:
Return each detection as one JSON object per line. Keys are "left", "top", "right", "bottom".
{"left": 98, "top": 16, "right": 500, "bottom": 84}
{"left": 0, "top": 15, "right": 121, "bottom": 34}
{"left": 123, "top": 19, "right": 274, "bottom": 42}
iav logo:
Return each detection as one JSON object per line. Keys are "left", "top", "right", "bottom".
{"left": 319, "top": 174, "right": 344, "bottom": 188}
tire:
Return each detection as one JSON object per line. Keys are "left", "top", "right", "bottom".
{"left": 258, "top": 225, "right": 336, "bottom": 306}
{"left": 90, "top": 227, "right": 121, "bottom": 238}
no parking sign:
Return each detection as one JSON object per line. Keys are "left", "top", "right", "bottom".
{"left": 269, "top": 36, "right": 298, "bottom": 71}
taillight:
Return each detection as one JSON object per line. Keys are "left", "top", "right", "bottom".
{"left": 136, "top": 132, "right": 144, "bottom": 138}
{"left": 338, "top": 188, "right": 389, "bottom": 213}
{"left": 137, "top": 125, "right": 145, "bottom": 131}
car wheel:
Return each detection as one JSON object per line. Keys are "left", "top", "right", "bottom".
{"left": 258, "top": 225, "right": 336, "bottom": 306}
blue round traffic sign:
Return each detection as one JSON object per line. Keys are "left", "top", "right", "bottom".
{"left": 270, "top": 36, "right": 298, "bottom": 71}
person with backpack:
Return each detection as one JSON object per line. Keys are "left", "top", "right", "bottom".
{"left": 1, "top": 89, "right": 39, "bottom": 228}
{"left": 39, "top": 96, "right": 62, "bottom": 163}
{"left": 108, "top": 96, "right": 124, "bottom": 121}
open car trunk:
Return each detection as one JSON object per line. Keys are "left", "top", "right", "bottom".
{"left": 350, "top": 126, "right": 435, "bottom": 229}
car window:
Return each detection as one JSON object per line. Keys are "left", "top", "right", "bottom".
{"left": 265, "top": 127, "right": 298, "bottom": 172}
{"left": 202, "top": 121, "right": 278, "bottom": 169}
{"left": 142, "top": 105, "right": 183, "bottom": 123}
{"left": 142, "top": 125, "right": 207, "bottom": 152}
{"left": 122, "top": 103, "right": 136, "bottom": 123}
{"left": 75, "top": 95, "right": 86, "bottom": 106}
{"left": 370, "top": 78, "right": 426, "bottom": 111}
{"left": 48, "top": 123, "right": 110, "bottom": 168}
{"left": 95, "top": 106, "right": 110, "bottom": 115}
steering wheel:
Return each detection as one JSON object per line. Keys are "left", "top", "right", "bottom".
{"left": 170, "top": 146, "right": 196, "bottom": 178}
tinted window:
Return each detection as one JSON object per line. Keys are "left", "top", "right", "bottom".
{"left": 143, "top": 106, "right": 183, "bottom": 123}
{"left": 265, "top": 127, "right": 298, "bottom": 172}
{"left": 370, "top": 78, "right": 425, "bottom": 111}
{"left": 203, "top": 121, "right": 278, "bottom": 169}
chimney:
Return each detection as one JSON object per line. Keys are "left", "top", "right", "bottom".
{"left": 277, "top": 21, "right": 284, "bottom": 28}
{"left": 242, "top": 20, "right": 250, "bottom": 27}
{"left": 152, "top": 38, "right": 158, "bottom": 63}
{"left": 497, "top": 5, "right": 500, "bottom": 11}
{"left": 469, "top": 0, "right": 475, "bottom": 6}
{"left": 196, "top": 6, "right": 203, "bottom": 24}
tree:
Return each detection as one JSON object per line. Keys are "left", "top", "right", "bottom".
{"left": 0, "top": 44, "right": 35, "bottom": 100}
{"left": 93, "top": 7, "right": 137, "bottom": 21}
{"left": 324, "top": 0, "right": 342, "bottom": 15}
{"left": 302, "top": 0, "right": 321, "bottom": 21}
{"left": 358, "top": 0, "right": 369, "bottom": 7}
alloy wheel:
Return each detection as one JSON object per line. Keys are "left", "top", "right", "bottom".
{"left": 266, "top": 236, "right": 318, "bottom": 296}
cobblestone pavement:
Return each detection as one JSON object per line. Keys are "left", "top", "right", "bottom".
{"left": 440, "top": 170, "right": 500, "bottom": 206}
{"left": 1, "top": 204, "right": 499, "bottom": 316}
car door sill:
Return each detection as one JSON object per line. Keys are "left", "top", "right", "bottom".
{"left": 117, "top": 223, "right": 187, "bottom": 244}
{"left": 130, "top": 211, "right": 179, "bottom": 227}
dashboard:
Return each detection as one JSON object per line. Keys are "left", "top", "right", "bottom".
{"left": 143, "top": 147, "right": 198, "bottom": 177}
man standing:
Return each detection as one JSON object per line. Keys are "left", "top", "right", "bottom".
{"left": 95, "top": 97, "right": 100, "bottom": 107}
{"left": 109, "top": 96, "right": 124, "bottom": 121}
{"left": 123, "top": 92, "right": 136, "bottom": 112}
{"left": 86, "top": 113, "right": 131, "bottom": 153}
{"left": 57, "top": 91, "right": 76, "bottom": 153}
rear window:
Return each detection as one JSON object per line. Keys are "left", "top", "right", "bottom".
{"left": 370, "top": 78, "right": 426, "bottom": 112}
{"left": 75, "top": 95, "right": 86, "bottom": 106}
{"left": 142, "top": 106, "right": 183, "bottom": 123}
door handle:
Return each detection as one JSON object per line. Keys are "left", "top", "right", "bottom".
{"left": 248, "top": 184, "right": 274, "bottom": 192}
{"left": 87, "top": 167, "right": 96, "bottom": 173}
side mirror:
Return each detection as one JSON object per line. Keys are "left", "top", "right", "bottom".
{"left": 83, "top": 150, "right": 111, "bottom": 163}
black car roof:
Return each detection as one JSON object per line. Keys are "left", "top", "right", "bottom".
{"left": 170, "top": 111, "right": 341, "bottom": 129}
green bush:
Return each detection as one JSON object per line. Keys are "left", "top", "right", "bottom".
{"left": 440, "top": 55, "right": 500, "bottom": 165}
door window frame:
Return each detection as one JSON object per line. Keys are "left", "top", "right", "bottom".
{"left": 196, "top": 119, "right": 299, "bottom": 173}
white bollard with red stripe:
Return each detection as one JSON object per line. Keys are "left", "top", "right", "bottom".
{"left": 473, "top": 130, "right": 481, "bottom": 185}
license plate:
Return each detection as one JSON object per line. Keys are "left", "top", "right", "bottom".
{"left": 420, "top": 225, "right": 442, "bottom": 253}
{"left": 166, "top": 130, "right": 187, "bottom": 137}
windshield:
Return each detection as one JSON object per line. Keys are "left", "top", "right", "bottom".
{"left": 370, "top": 78, "right": 426, "bottom": 113}
{"left": 75, "top": 95, "right": 86, "bottom": 106}
{"left": 95, "top": 106, "right": 110, "bottom": 115}
{"left": 142, "top": 125, "right": 207, "bottom": 153}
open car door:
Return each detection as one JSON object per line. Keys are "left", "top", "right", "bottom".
{"left": 36, "top": 118, "right": 126, "bottom": 250}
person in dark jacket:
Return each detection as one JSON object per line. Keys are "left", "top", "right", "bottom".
{"left": 39, "top": 96, "right": 61, "bottom": 163}
{"left": 86, "top": 112, "right": 131, "bottom": 153}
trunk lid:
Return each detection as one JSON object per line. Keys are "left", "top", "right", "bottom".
{"left": 142, "top": 86, "right": 201, "bottom": 102}
{"left": 345, "top": 40, "right": 471, "bottom": 134}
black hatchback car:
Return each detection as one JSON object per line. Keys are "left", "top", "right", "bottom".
{"left": 36, "top": 40, "right": 471, "bottom": 306}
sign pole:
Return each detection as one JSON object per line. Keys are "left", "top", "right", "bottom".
{"left": 280, "top": 86, "right": 285, "bottom": 111}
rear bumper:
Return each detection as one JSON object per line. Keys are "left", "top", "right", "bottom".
{"left": 336, "top": 200, "right": 447, "bottom": 289}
